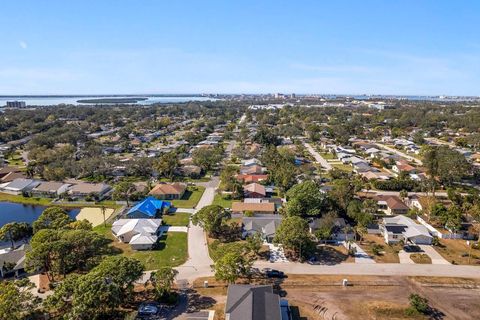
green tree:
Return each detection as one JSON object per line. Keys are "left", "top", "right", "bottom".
{"left": 219, "top": 165, "right": 239, "bottom": 192}
{"left": 0, "top": 222, "right": 32, "bottom": 249}
{"left": 273, "top": 216, "right": 314, "bottom": 259}
{"left": 423, "top": 146, "right": 472, "bottom": 191}
{"left": 246, "top": 233, "right": 263, "bottom": 256}
{"left": 192, "top": 147, "right": 223, "bottom": 171}
{"left": 26, "top": 228, "right": 109, "bottom": 281}
{"left": 213, "top": 252, "right": 253, "bottom": 283}
{"left": 45, "top": 256, "right": 144, "bottom": 320}
{"left": 32, "top": 206, "right": 72, "bottom": 233}
{"left": 0, "top": 279, "right": 40, "bottom": 320}
{"left": 285, "top": 181, "right": 326, "bottom": 217}
{"left": 191, "top": 205, "right": 231, "bottom": 237}
{"left": 155, "top": 151, "right": 179, "bottom": 181}
{"left": 149, "top": 267, "right": 179, "bottom": 300}
{"left": 112, "top": 181, "right": 136, "bottom": 206}
{"left": 253, "top": 127, "right": 281, "bottom": 146}
{"left": 329, "top": 179, "right": 355, "bottom": 212}
{"left": 314, "top": 212, "right": 337, "bottom": 243}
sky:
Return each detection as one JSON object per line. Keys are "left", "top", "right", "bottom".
{"left": 1, "top": 1, "right": 480, "bottom": 95}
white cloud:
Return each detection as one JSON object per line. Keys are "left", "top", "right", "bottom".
{"left": 19, "top": 41, "right": 28, "bottom": 49}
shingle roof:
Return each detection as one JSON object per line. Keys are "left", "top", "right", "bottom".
{"left": 243, "top": 183, "right": 266, "bottom": 196}
{"left": 232, "top": 202, "right": 275, "bottom": 213}
{"left": 112, "top": 218, "right": 163, "bottom": 237}
{"left": 149, "top": 182, "right": 187, "bottom": 196}
{"left": 225, "top": 285, "right": 281, "bottom": 320}
{"left": 242, "top": 217, "right": 283, "bottom": 236}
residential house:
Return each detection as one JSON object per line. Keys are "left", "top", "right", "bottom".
{"left": 126, "top": 197, "right": 171, "bottom": 219}
{"left": 359, "top": 170, "right": 392, "bottom": 181}
{"left": 0, "top": 178, "right": 40, "bottom": 195}
{"left": 392, "top": 163, "right": 417, "bottom": 175}
{"left": 0, "top": 244, "right": 29, "bottom": 278}
{"left": 240, "top": 165, "right": 265, "bottom": 175}
{"left": 31, "top": 181, "right": 71, "bottom": 198}
{"left": 377, "top": 195, "right": 409, "bottom": 215}
{"left": 0, "top": 166, "right": 21, "bottom": 180}
{"left": 69, "top": 182, "right": 112, "bottom": 200}
{"left": 225, "top": 285, "right": 289, "bottom": 320}
{"left": 243, "top": 183, "right": 266, "bottom": 198}
{"left": 242, "top": 216, "right": 282, "bottom": 243}
{"left": 179, "top": 165, "right": 202, "bottom": 178}
{"left": 380, "top": 215, "right": 432, "bottom": 245}
{"left": 149, "top": 182, "right": 187, "bottom": 200}
{"left": 241, "top": 158, "right": 262, "bottom": 167}
{"left": 0, "top": 171, "right": 27, "bottom": 183}
{"left": 231, "top": 202, "right": 276, "bottom": 215}
{"left": 309, "top": 218, "right": 354, "bottom": 241}
{"left": 111, "top": 219, "right": 162, "bottom": 250}
{"left": 236, "top": 174, "right": 268, "bottom": 184}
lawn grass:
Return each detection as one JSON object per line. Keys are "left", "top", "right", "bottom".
{"left": 319, "top": 152, "right": 336, "bottom": 160}
{"left": 0, "top": 192, "right": 52, "bottom": 205}
{"left": 211, "top": 194, "right": 233, "bottom": 208}
{"left": 162, "top": 212, "right": 190, "bottom": 226}
{"left": 331, "top": 163, "right": 354, "bottom": 172}
{"left": 171, "top": 186, "right": 205, "bottom": 208}
{"left": 6, "top": 152, "right": 24, "bottom": 166}
{"left": 94, "top": 224, "right": 188, "bottom": 269}
{"left": 434, "top": 239, "right": 480, "bottom": 265}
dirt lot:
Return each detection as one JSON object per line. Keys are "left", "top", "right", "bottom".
{"left": 313, "top": 244, "right": 355, "bottom": 264}
{"left": 191, "top": 275, "right": 480, "bottom": 320}
{"left": 434, "top": 239, "right": 480, "bottom": 265}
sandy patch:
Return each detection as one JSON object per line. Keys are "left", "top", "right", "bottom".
{"left": 76, "top": 207, "right": 114, "bottom": 227}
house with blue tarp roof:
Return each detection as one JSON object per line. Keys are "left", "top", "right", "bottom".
{"left": 126, "top": 196, "right": 171, "bottom": 219}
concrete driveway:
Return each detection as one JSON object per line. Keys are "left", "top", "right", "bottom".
{"left": 419, "top": 245, "right": 450, "bottom": 264}
{"left": 304, "top": 142, "right": 333, "bottom": 171}
{"left": 398, "top": 250, "right": 415, "bottom": 264}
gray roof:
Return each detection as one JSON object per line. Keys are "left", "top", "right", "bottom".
{"left": 0, "top": 244, "right": 30, "bottom": 272}
{"left": 4, "top": 178, "right": 39, "bottom": 191}
{"left": 225, "top": 285, "right": 281, "bottom": 320}
{"left": 242, "top": 217, "right": 282, "bottom": 237}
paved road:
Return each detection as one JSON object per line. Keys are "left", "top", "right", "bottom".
{"left": 253, "top": 261, "right": 480, "bottom": 278}
{"left": 174, "top": 177, "right": 219, "bottom": 282}
{"left": 304, "top": 142, "right": 333, "bottom": 171}
{"left": 375, "top": 142, "right": 423, "bottom": 165}
{"left": 361, "top": 189, "right": 451, "bottom": 197}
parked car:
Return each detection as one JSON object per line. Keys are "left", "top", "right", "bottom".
{"left": 265, "top": 269, "right": 285, "bottom": 278}
{"left": 136, "top": 302, "right": 170, "bottom": 320}
{"left": 404, "top": 245, "right": 422, "bottom": 252}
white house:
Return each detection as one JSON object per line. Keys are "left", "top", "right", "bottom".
{"left": 380, "top": 215, "right": 432, "bottom": 245}
{"left": 111, "top": 219, "right": 162, "bottom": 250}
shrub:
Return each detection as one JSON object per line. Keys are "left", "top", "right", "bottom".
{"left": 244, "top": 210, "right": 254, "bottom": 217}
{"left": 371, "top": 244, "right": 383, "bottom": 256}
{"left": 408, "top": 293, "right": 429, "bottom": 314}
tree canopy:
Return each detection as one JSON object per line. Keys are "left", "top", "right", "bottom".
{"left": 191, "top": 205, "right": 231, "bottom": 237}
{"left": 285, "top": 181, "right": 326, "bottom": 217}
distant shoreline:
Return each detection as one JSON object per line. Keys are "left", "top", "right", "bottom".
{"left": 76, "top": 97, "right": 148, "bottom": 104}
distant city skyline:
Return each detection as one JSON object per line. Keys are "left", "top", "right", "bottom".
{"left": 1, "top": 1, "right": 480, "bottom": 95}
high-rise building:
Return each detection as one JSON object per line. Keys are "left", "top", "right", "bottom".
{"left": 6, "top": 101, "right": 27, "bottom": 108}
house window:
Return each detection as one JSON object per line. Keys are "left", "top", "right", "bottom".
{"left": 392, "top": 234, "right": 398, "bottom": 239}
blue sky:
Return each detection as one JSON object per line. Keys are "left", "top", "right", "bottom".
{"left": 1, "top": 1, "right": 480, "bottom": 95}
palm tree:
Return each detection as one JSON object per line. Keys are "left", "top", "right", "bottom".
{"left": 101, "top": 206, "right": 107, "bottom": 227}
